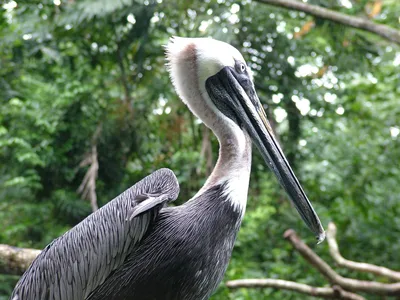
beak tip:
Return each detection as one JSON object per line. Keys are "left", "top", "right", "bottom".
{"left": 316, "top": 230, "right": 326, "bottom": 244}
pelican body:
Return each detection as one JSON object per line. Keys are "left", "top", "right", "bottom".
{"left": 11, "top": 37, "right": 324, "bottom": 300}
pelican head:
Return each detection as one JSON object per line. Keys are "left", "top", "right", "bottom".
{"left": 166, "top": 37, "right": 325, "bottom": 242}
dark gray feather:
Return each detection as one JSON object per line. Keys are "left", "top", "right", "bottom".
{"left": 11, "top": 168, "right": 179, "bottom": 300}
{"left": 86, "top": 181, "right": 243, "bottom": 300}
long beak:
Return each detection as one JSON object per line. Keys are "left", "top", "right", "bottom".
{"left": 206, "top": 67, "right": 325, "bottom": 243}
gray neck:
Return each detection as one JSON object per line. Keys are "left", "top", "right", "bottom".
{"left": 193, "top": 127, "right": 252, "bottom": 215}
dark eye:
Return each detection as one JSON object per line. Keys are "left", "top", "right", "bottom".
{"left": 239, "top": 63, "right": 246, "bottom": 73}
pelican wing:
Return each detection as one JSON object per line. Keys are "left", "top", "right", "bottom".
{"left": 11, "top": 168, "right": 180, "bottom": 300}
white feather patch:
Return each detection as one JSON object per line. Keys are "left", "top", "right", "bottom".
{"left": 222, "top": 171, "right": 251, "bottom": 217}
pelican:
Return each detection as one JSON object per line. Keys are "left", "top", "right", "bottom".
{"left": 11, "top": 37, "right": 324, "bottom": 300}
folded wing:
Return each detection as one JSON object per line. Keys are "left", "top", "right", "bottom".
{"left": 11, "top": 168, "right": 180, "bottom": 300}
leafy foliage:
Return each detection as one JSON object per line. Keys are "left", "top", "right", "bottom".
{"left": 1, "top": 0, "right": 399, "bottom": 299}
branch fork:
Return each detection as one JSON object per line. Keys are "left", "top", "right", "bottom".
{"left": 227, "top": 222, "right": 400, "bottom": 298}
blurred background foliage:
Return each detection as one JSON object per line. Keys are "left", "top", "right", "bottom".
{"left": 0, "top": 0, "right": 399, "bottom": 299}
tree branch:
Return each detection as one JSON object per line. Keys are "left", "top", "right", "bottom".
{"left": 326, "top": 222, "right": 400, "bottom": 281}
{"left": 77, "top": 124, "right": 102, "bottom": 212}
{"left": 226, "top": 279, "right": 365, "bottom": 300}
{"left": 254, "top": 0, "right": 400, "bottom": 44}
{"left": 78, "top": 144, "right": 99, "bottom": 212}
{"left": 284, "top": 229, "right": 400, "bottom": 295}
{"left": 0, "top": 244, "right": 40, "bottom": 276}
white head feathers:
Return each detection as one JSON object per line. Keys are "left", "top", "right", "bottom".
{"left": 165, "top": 37, "right": 248, "bottom": 143}
{"left": 165, "top": 37, "right": 245, "bottom": 92}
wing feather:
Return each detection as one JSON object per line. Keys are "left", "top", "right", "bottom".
{"left": 11, "top": 168, "right": 179, "bottom": 300}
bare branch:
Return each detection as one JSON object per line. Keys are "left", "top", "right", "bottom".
{"left": 77, "top": 124, "right": 102, "bottom": 212}
{"left": 254, "top": 0, "right": 400, "bottom": 44}
{"left": 284, "top": 229, "right": 400, "bottom": 295}
{"left": 0, "top": 244, "right": 40, "bottom": 276}
{"left": 77, "top": 145, "right": 99, "bottom": 211}
{"left": 327, "top": 222, "right": 400, "bottom": 281}
{"left": 226, "top": 279, "right": 365, "bottom": 300}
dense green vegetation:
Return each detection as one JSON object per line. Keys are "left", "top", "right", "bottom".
{"left": 1, "top": 0, "right": 399, "bottom": 299}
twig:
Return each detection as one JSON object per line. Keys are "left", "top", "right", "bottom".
{"left": 77, "top": 124, "right": 102, "bottom": 212}
{"left": 327, "top": 222, "right": 400, "bottom": 281}
{"left": 226, "top": 279, "right": 365, "bottom": 299}
{"left": 77, "top": 145, "right": 99, "bottom": 212}
{"left": 0, "top": 244, "right": 40, "bottom": 276}
{"left": 254, "top": 0, "right": 400, "bottom": 44}
{"left": 284, "top": 229, "right": 400, "bottom": 295}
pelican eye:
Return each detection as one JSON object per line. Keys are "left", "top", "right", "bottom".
{"left": 232, "top": 63, "right": 252, "bottom": 92}
{"left": 237, "top": 62, "right": 246, "bottom": 73}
